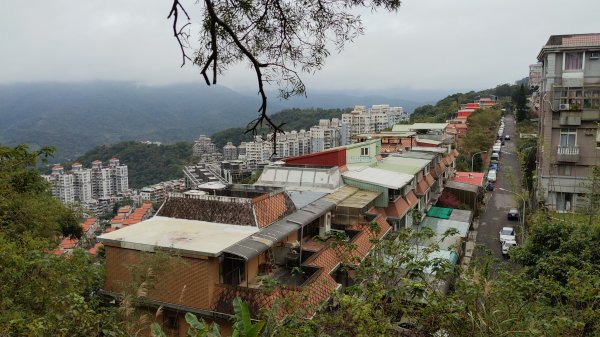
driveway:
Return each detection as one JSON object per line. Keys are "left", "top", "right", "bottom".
{"left": 473, "top": 114, "right": 523, "bottom": 258}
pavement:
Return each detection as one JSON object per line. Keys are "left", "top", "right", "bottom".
{"left": 470, "top": 114, "right": 523, "bottom": 259}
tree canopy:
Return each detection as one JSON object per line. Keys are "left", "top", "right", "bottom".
{"left": 167, "top": 0, "right": 401, "bottom": 143}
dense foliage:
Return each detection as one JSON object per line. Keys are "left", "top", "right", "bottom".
{"left": 410, "top": 83, "right": 519, "bottom": 123}
{"left": 0, "top": 144, "right": 123, "bottom": 336}
{"left": 74, "top": 141, "right": 194, "bottom": 188}
{"left": 455, "top": 107, "right": 501, "bottom": 171}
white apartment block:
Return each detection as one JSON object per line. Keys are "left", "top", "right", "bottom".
{"left": 342, "top": 104, "right": 407, "bottom": 141}
{"left": 193, "top": 135, "right": 218, "bottom": 157}
{"left": 71, "top": 163, "right": 93, "bottom": 202}
{"left": 223, "top": 142, "right": 238, "bottom": 161}
{"left": 109, "top": 158, "right": 129, "bottom": 195}
{"left": 48, "top": 159, "right": 129, "bottom": 208}
{"left": 310, "top": 118, "right": 347, "bottom": 153}
{"left": 49, "top": 165, "right": 75, "bottom": 204}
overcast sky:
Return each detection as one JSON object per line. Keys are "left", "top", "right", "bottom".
{"left": 1, "top": 0, "right": 599, "bottom": 93}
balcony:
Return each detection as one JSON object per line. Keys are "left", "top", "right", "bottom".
{"left": 556, "top": 146, "right": 579, "bottom": 162}
{"left": 559, "top": 112, "right": 582, "bottom": 126}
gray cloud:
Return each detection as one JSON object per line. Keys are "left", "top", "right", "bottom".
{"left": 1, "top": 0, "right": 599, "bottom": 91}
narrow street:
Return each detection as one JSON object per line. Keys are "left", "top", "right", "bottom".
{"left": 472, "top": 114, "right": 523, "bottom": 259}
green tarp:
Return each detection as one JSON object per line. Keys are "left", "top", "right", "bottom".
{"left": 427, "top": 206, "right": 453, "bottom": 219}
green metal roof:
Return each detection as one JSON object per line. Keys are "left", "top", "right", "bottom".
{"left": 370, "top": 156, "right": 430, "bottom": 175}
{"left": 427, "top": 207, "right": 453, "bottom": 219}
{"left": 392, "top": 125, "right": 412, "bottom": 132}
{"left": 398, "top": 152, "right": 437, "bottom": 160}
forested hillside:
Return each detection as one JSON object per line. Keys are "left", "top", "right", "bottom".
{"left": 410, "top": 83, "right": 522, "bottom": 122}
{"left": 74, "top": 141, "right": 193, "bottom": 188}
{"left": 0, "top": 82, "right": 424, "bottom": 162}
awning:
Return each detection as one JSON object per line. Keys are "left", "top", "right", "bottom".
{"left": 222, "top": 199, "right": 336, "bottom": 260}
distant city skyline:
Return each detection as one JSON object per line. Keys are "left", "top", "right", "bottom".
{"left": 1, "top": 0, "right": 599, "bottom": 93}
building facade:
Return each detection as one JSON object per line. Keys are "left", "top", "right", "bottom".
{"left": 341, "top": 104, "right": 408, "bottom": 141}
{"left": 536, "top": 33, "right": 600, "bottom": 211}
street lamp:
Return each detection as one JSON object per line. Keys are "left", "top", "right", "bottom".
{"left": 471, "top": 150, "right": 487, "bottom": 172}
{"left": 499, "top": 187, "right": 525, "bottom": 243}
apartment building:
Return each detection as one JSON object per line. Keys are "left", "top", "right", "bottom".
{"left": 49, "top": 165, "right": 75, "bottom": 203}
{"left": 341, "top": 104, "right": 407, "bottom": 141}
{"left": 536, "top": 33, "right": 600, "bottom": 211}
{"left": 70, "top": 163, "right": 93, "bottom": 202}
{"left": 47, "top": 159, "right": 129, "bottom": 211}
{"left": 309, "top": 118, "right": 348, "bottom": 153}
{"left": 222, "top": 142, "right": 238, "bottom": 161}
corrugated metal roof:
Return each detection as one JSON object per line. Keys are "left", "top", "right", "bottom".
{"left": 342, "top": 167, "right": 413, "bottom": 189}
{"left": 338, "top": 189, "right": 380, "bottom": 209}
{"left": 323, "top": 185, "right": 359, "bottom": 205}
{"left": 410, "top": 146, "right": 448, "bottom": 154}
{"left": 286, "top": 191, "right": 328, "bottom": 209}
{"left": 256, "top": 166, "right": 342, "bottom": 192}
{"left": 445, "top": 180, "right": 480, "bottom": 193}
{"left": 416, "top": 138, "right": 442, "bottom": 145}
{"left": 222, "top": 199, "right": 336, "bottom": 260}
{"left": 399, "top": 152, "right": 437, "bottom": 160}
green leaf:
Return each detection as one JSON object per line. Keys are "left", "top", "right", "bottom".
{"left": 151, "top": 322, "right": 168, "bottom": 337}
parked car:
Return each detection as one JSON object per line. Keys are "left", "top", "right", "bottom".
{"left": 502, "top": 240, "right": 517, "bottom": 257}
{"left": 507, "top": 208, "right": 519, "bottom": 220}
{"left": 505, "top": 135, "right": 511, "bottom": 140}
{"left": 499, "top": 227, "right": 516, "bottom": 243}
{"left": 491, "top": 153, "right": 500, "bottom": 162}
{"left": 487, "top": 169, "right": 497, "bottom": 182}
{"left": 489, "top": 163, "right": 498, "bottom": 171}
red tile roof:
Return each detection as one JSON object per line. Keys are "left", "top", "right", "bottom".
{"left": 81, "top": 217, "right": 97, "bottom": 232}
{"left": 61, "top": 237, "right": 79, "bottom": 249}
{"left": 416, "top": 178, "right": 430, "bottom": 195}
{"left": 451, "top": 171, "right": 485, "bottom": 187}
{"left": 88, "top": 243, "right": 103, "bottom": 255}
{"left": 253, "top": 192, "right": 292, "bottom": 229}
{"left": 425, "top": 173, "right": 435, "bottom": 187}
{"left": 405, "top": 191, "right": 418, "bottom": 207}
{"left": 385, "top": 196, "right": 410, "bottom": 218}
{"left": 562, "top": 34, "right": 600, "bottom": 46}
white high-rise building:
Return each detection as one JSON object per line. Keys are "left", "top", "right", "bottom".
{"left": 341, "top": 104, "right": 407, "bottom": 141}
{"left": 223, "top": 142, "right": 238, "bottom": 161}
{"left": 49, "top": 165, "right": 75, "bottom": 204}
{"left": 92, "top": 160, "right": 112, "bottom": 199}
{"left": 109, "top": 158, "right": 129, "bottom": 195}
{"left": 310, "top": 119, "right": 344, "bottom": 153}
{"left": 71, "top": 162, "right": 93, "bottom": 202}
{"left": 193, "top": 135, "right": 218, "bottom": 157}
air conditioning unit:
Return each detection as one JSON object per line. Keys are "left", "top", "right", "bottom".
{"left": 559, "top": 103, "right": 570, "bottom": 111}
{"left": 590, "top": 51, "right": 600, "bottom": 60}
{"left": 319, "top": 212, "right": 332, "bottom": 237}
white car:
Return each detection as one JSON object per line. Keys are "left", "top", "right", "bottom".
{"left": 502, "top": 240, "right": 517, "bottom": 256}
{"left": 499, "top": 227, "right": 516, "bottom": 243}
{"left": 487, "top": 169, "right": 497, "bottom": 182}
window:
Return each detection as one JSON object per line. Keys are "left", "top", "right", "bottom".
{"left": 360, "top": 147, "right": 370, "bottom": 156}
{"left": 556, "top": 192, "right": 573, "bottom": 212}
{"left": 557, "top": 165, "right": 572, "bottom": 176}
{"left": 163, "top": 311, "right": 179, "bottom": 331}
{"left": 559, "top": 128, "right": 577, "bottom": 147}
{"left": 565, "top": 52, "right": 583, "bottom": 70}
{"left": 597, "top": 128, "right": 600, "bottom": 148}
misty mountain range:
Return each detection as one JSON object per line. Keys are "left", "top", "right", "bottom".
{"left": 0, "top": 81, "right": 446, "bottom": 162}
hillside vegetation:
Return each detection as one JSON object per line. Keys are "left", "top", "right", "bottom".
{"left": 410, "top": 83, "right": 522, "bottom": 123}
{"left": 73, "top": 141, "right": 193, "bottom": 188}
